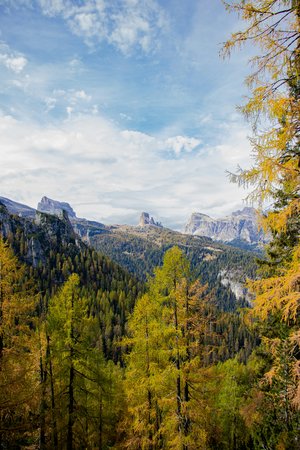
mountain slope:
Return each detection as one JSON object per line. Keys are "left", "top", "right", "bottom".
{"left": 0, "top": 200, "right": 142, "bottom": 360}
{"left": 0, "top": 196, "right": 36, "bottom": 218}
{"left": 36, "top": 196, "right": 258, "bottom": 309}
{"left": 90, "top": 223, "right": 257, "bottom": 310}
{"left": 37, "top": 195, "right": 106, "bottom": 242}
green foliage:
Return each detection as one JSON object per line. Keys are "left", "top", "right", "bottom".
{"left": 92, "top": 225, "right": 257, "bottom": 312}
{"left": 45, "top": 274, "right": 125, "bottom": 449}
{"left": 1, "top": 207, "right": 142, "bottom": 362}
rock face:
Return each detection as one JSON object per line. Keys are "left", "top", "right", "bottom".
{"left": 138, "top": 212, "right": 162, "bottom": 228}
{"left": 184, "top": 207, "right": 267, "bottom": 247}
{"left": 0, "top": 196, "right": 36, "bottom": 218}
{"left": 0, "top": 201, "right": 84, "bottom": 267}
{"left": 37, "top": 196, "right": 77, "bottom": 219}
{"left": 37, "top": 196, "right": 106, "bottom": 243}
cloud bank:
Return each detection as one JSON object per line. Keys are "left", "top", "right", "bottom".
{"left": 0, "top": 111, "right": 252, "bottom": 229}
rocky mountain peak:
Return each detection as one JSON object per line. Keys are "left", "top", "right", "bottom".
{"left": 138, "top": 212, "right": 162, "bottom": 228}
{"left": 184, "top": 212, "right": 213, "bottom": 234}
{"left": 37, "top": 196, "right": 77, "bottom": 219}
{"left": 184, "top": 207, "right": 267, "bottom": 248}
{"left": 231, "top": 206, "right": 256, "bottom": 217}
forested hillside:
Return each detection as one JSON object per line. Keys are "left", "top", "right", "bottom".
{"left": 0, "top": 201, "right": 260, "bottom": 448}
{"left": 0, "top": 202, "right": 142, "bottom": 361}
{"left": 90, "top": 224, "right": 257, "bottom": 311}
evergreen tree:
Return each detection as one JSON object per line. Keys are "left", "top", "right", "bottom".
{"left": 47, "top": 273, "right": 124, "bottom": 449}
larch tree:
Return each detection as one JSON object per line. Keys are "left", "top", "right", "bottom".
{"left": 123, "top": 293, "right": 167, "bottom": 449}
{"left": 47, "top": 274, "right": 99, "bottom": 449}
{"left": 223, "top": 0, "right": 300, "bottom": 447}
{"left": 124, "top": 247, "right": 211, "bottom": 449}
{"left": 0, "top": 238, "right": 38, "bottom": 447}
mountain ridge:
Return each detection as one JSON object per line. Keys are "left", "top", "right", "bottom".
{"left": 0, "top": 195, "right": 258, "bottom": 308}
{"left": 184, "top": 207, "right": 268, "bottom": 249}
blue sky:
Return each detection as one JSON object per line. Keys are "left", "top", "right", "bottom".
{"left": 0, "top": 0, "right": 254, "bottom": 229}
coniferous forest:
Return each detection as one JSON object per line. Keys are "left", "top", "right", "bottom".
{"left": 1, "top": 1, "right": 300, "bottom": 449}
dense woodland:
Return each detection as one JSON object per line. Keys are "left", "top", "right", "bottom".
{"left": 1, "top": 0, "right": 300, "bottom": 448}
{"left": 91, "top": 225, "right": 257, "bottom": 311}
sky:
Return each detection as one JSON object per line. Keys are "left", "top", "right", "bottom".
{"left": 0, "top": 0, "right": 255, "bottom": 230}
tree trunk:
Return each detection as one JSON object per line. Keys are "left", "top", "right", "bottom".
{"left": 47, "top": 335, "right": 58, "bottom": 449}
{"left": 174, "top": 299, "right": 182, "bottom": 433}
{"left": 67, "top": 294, "right": 75, "bottom": 450}
{"left": 99, "top": 393, "right": 103, "bottom": 450}
{"left": 67, "top": 359, "right": 74, "bottom": 450}
{"left": 146, "top": 311, "right": 153, "bottom": 449}
{"left": 39, "top": 341, "right": 47, "bottom": 449}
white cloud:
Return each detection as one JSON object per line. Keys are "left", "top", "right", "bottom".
{"left": 37, "top": 0, "right": 67, "bottom": 16}
{"left": 73, "top": 90, "right": 91, "bottom": 101}
{"left": 66, "top": 106, "right": 73, "bottom": 117}
{"left": 120, "top": 113, "right": 132, "bottom": 121}
{"left": 165, "top": 136, "right": 201, "bottom": 156}
{"left": 0, "top": 43, "right": 28, "bottom": 73}
{"left": 2, "top": 0, "right": 168, "bottom": 54}
{"left": 42, "top": 89, "right": 92, "bottom": 115}
{"left": 52, "top": 89, "right": 91, "bottom": 103}
{"left": 34, "top": 0, "right": 168, "bottom": 54}
{"left": 44, "top": 97, "right": 57, "bottom": 112}
{"left": 0, "top": 112, "right": 253, "bottom": 228}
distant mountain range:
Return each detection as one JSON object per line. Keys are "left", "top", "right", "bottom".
{"left": 0, "top": 195, "right": 268, "bottom": 251}
{"left": 0, "top": 195, "right": 259, "bottom": 308}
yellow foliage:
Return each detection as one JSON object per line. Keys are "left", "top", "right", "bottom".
{"left": 264, "top": 198, "right": 300, "bottom": 234}
{"left": 223, "top": 0, "right": 300, "bottom": 233}
{"left": 248, "top": 242, "right": 300, "bottom": 322}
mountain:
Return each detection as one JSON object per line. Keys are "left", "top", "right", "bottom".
{"left": 89, "top": 223, "right": 257, "bottom": 309}
{"left": 1, "top": 195, "right": 258, "bottom": 308}
{"left": 37, "top": 196, "right": 106, "bottom": 242}
{"left": 0, "top": 196, "right": 36, "bottom": 218}
{"left": 0, "top": 200, "right": 82, "bottom": 267}
{"left": 138, "top": 212, "right": 162, "bottom": 227}
{"left": 37, "top": 195, "right": 77, "bottom": 218}
{"left": 184, "top": 207, "right": 268, "bottom": 250}
{"left": 0, "top": 200, "right": 142, "bottom": 361}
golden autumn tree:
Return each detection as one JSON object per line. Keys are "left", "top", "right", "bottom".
{"left": 123, "top": 247, "right": 214, "bottom": 449}
{"left": 0, "top": 238, "right": 38, "bottom": 447}
{"left": 122, "top": 293, "right": 167, "bottom": 449}
{"left": 223, "top": 0, "right": 300, "bottom": 210}
{"left": 223, "top": 1, "right": 300, "bottom": 447}
{"left": 222, "top": 0, "right": 300, "bottom": 325}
